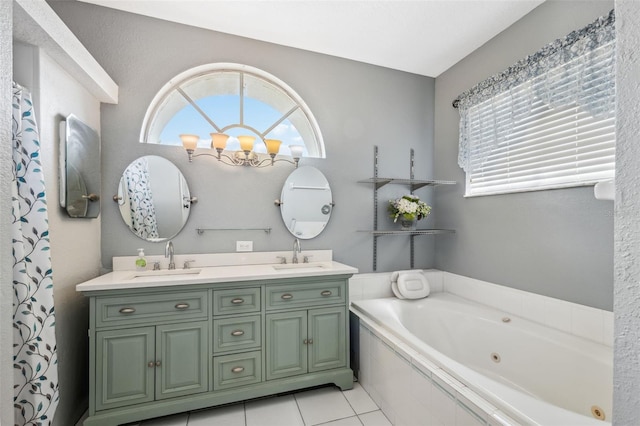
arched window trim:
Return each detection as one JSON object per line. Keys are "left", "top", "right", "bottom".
{"left": 139, "top": 63, "right": 326, "bottom": 158}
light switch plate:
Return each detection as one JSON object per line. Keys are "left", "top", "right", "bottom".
{"left": 236, "top": 241, "right": 253, "bottom": 252}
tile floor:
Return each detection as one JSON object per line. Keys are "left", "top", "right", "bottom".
{"left": 126, "top": 383, "right": 391, "bottom": 426}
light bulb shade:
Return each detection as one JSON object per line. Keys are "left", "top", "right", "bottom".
{"left": 238, "top": 135, "right": 255, "bottom": 152}
{"left": 180, "top": 134, "right": 200, "bottom": 151}
{"left": 211, "top": 133, "right": 229, "bottom": 150}
{"left": 265, "top": 139, "right": 282, "bottom": 155}
{"left": 289, "top": 144, "right": 304, "bottom": 159}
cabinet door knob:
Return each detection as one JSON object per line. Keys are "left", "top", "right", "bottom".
{"left": 174, "top": 303, "right": 190, "bottom": 310}
{"left": 155, "top": 360, "right": 161, "bottom": 367}
{"left": 320, "top": 290, "right": 332, "bottom": 297}
{"left": 281, "top": 293, "right": 293, "bottom": 300}
{"left": 147, "top": 361, "right": 155, "bottom": 368}
{"left": 303, "top": 339, "right": 308, "bottom": 345}
{"left": 119, "top": 307, "right": 136, "bottom": 314}
{"left": 308, "top": 339, "right": 313, "bottom": 344}
{"left": 231, "top": 330, "right": 245, "bottom": 337}
{"left": 230, "top": 298, "right": 245, "bottom": 304}
{"left": 231, "top": 367, "right": 244, "bottom": 373}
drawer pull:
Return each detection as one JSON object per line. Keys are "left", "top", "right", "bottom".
{"left": 174, "top": 303, "right": 190, "bottom": 310}
{"left": 320, "top": 290, "right": 332, "bottom": 297}
{"left": 230, "top": 298, "right": 245, "bottom": 305}
{"left": 231, "top": 366, "right": 245, "bottom": 373}
{"left": 281, "top": 293, "right": 293, "bottom": 300}
{"left": 147, "top": 361, "right": 155, "bottom": 368}
{"left": 119, "top": 307, "right": 136, "bottom": 314}
{"left": 231, "top": 330, "right": 245, "bottom": 337}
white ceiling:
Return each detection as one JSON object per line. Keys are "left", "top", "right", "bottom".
{"left": 78, "top": 0, "right": 545, "bottom": 77}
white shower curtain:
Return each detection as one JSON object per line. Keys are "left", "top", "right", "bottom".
{"left": 12, "top": 82, "right": 59, "bottom": 425}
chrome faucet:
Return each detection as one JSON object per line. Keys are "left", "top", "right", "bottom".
{"left": 165, "top": 241, "right": 175, "bottom": 270}
{"left": 292, "top": 238, "right": 301, "bottom": 264}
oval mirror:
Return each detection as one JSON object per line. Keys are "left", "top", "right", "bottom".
{"left": 279, "top": 166, "right": 333, "bottom": 239}
{"left": 116, "top": 155, "right": 192, "bottom": 242}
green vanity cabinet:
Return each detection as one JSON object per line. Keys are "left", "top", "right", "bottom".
{"left": 155, "top": 322, "right": 208, "bottom": 399}
{"left": 95, "top": 327, "right": 155, "bottom": 410}
{"left": 83, "top": 275, "right": 354, "bottom": 426}
{"left": 266, "top": 310, "right": 308, "bottom": 379}
{"left": 266, "top": 306, "right": 346, "bottom": 380}
{"left": 95, "top": 321, "right": 208, "bottom": 411}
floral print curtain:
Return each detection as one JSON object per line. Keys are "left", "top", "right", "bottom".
{"left": 125, "top": 157, "right": 159, "bottom": 240}
{"left": 12, "top": 82, "right": 59, "bottom": 425}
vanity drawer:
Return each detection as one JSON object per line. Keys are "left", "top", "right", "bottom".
{"left": 266, "top": 280, "right": 346, "bottom": 311}
{"left": 213, "top": 288, "right": 261, "bottom": 316}
{"left": 213, "top": 315, "right": 261, "bottom": 353}
{"left": 213, "top": 351, "right": 262, "bottom": 391}
{"left": 96, "top": 291, "right": 207, "bottom": 328}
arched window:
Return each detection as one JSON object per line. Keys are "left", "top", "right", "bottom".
{"left": 140, "top": 63, "right": 325, "bottom": 159}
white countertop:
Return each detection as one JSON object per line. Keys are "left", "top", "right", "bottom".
{"left": 76, "top": 251, "right": 358, "bottom": 292}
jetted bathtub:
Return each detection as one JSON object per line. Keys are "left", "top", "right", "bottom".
{"left": 351, "top": 293, "right": 612, "bottom": 425}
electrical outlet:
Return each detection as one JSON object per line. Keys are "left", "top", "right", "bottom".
{"left": 236, "top": 241, "right": 253, "bottom": 252}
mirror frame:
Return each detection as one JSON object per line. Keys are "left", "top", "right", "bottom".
{"left": 59, "top": 114, "right": 101, "bottom": 218}
{"left": 115, "top": 155, "right": 194, "bottom": 242}
{"left": 277, "top": 166, "right": 333, "bottom": 239}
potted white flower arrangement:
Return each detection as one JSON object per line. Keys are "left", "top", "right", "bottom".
{"left": 388, "top": 195, "right": 432, "bottom": 230}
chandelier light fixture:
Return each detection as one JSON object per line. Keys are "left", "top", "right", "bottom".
{"left": 180, "top": 133, "right": 303, "bottom": 168}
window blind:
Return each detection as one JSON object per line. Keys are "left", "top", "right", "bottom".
{"left": 457, "top": 11, "right": 615, "bottom": 197}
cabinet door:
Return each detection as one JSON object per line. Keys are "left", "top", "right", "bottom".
{"left": 95, "top": 327, "right": 155, "bottom": 411}
{"left": 266, "top": 311, "right": 307, "bottom": 380}
{"left": 156, "top": 321, "right": 208, "bottom": 400}
{"left": 308, "top": 307, "right": 346, "bottom": 372}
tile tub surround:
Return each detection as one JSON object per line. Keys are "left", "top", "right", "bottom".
{"left": 357, "top": 318, "right": 518, "bottom": 426}
{"left": 348, "top": 270, "right": 613, "bottom": 346}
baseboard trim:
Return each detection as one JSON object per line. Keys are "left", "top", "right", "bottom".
{"left": 75, "top": 410, "right": 88, "bottom": 426}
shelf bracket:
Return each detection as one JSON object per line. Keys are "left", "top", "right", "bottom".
{"left": 373, "top": 145, "right": 379, "bottom": 271}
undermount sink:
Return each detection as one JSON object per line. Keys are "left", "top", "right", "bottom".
{"left": 272, "top": 263, "right": 328, "bottom": 271}
{"left": 128, "top": 268, "right": 202, "bottom": 279}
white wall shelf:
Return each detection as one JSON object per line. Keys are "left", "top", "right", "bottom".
{"left": 13, "top": 0, "right": 118, "bottom": 104}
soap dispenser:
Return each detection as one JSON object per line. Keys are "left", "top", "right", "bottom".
{"left": 135, "top": 248, "right": 147, "bottom": 271}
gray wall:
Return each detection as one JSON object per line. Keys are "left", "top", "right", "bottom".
{"left": 49, "top": 1, "right": 437, "bottom": 274}
{"left": 613, "top": 1, "right": 640, "bottom": 423}
{"left": 434, "top": 0, "right": 614, "bottom": 310}
{"left": 0, "top": 1, "right": 14, "bottom": 424}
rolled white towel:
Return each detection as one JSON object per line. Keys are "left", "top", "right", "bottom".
{"left": 390, "top": 270, "right": 430, "bottom": 300}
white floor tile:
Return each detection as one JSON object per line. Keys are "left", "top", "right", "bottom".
{"left": 317, "top": 416, "right": 363, "bottom": 426}
{"left": 295, "top": 386, "right": 356, "bottom": 425}
{"left": 358, "top": 410, "right": 392, "bottom": 426}
{"left": 342, "top": 383, "right": 378, "bottom": 415}
{"left": 245, "top": 395, "right": 304, "bottom": 426}
{"left": 188, "top": 403, "right": 245, "bottom": 426}
{"left": 141, "top": 413, "right": 188, "bottom": 426}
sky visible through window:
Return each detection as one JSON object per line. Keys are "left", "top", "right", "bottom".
{"left": 159, "top": 95, "right": 306, "bottom": 155}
